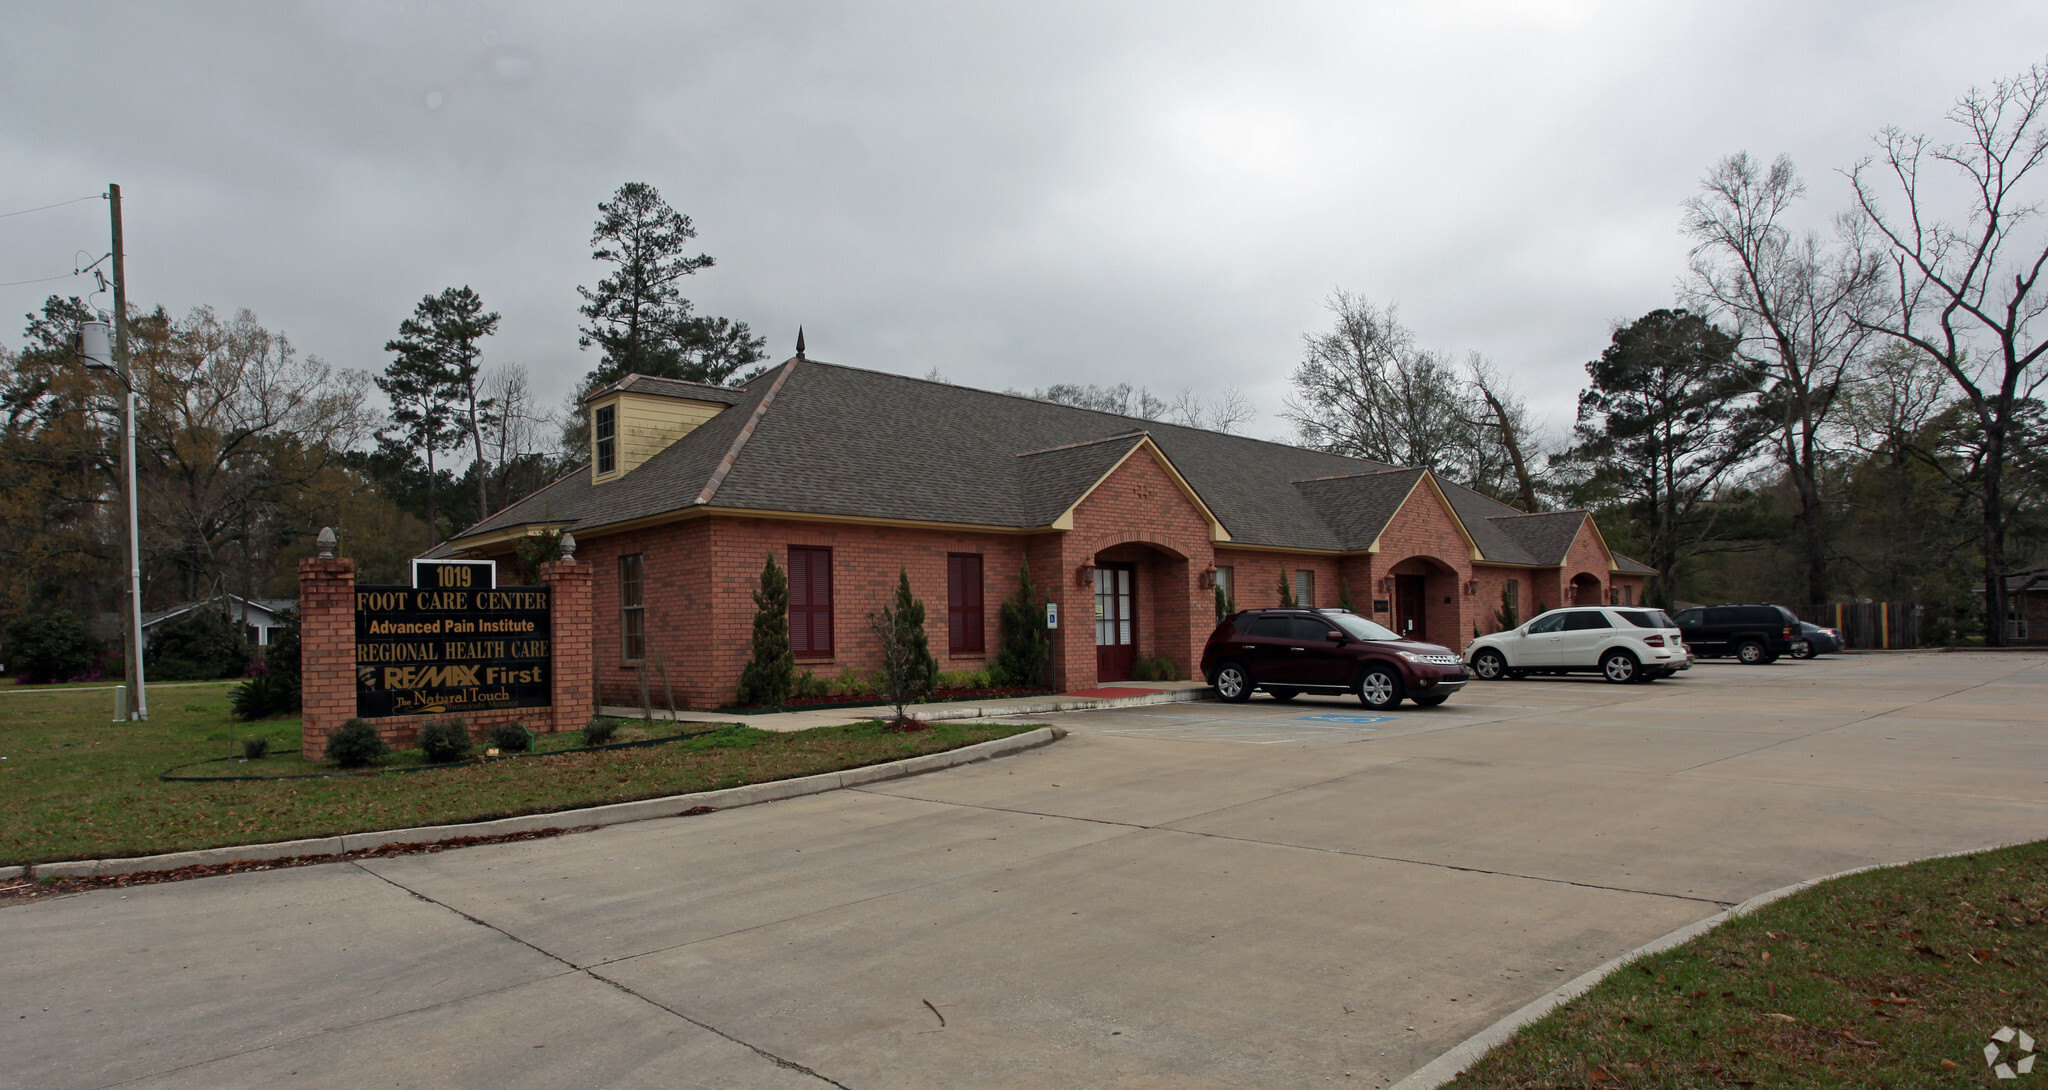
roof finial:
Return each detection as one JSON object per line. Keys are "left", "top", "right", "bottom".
{"left": 795, "top": 326, "right": 806, "bottom": 360}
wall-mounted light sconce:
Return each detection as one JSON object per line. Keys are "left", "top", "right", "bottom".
{"left": 1198, "top": 566, "right": 1217, "bottom": 589}
{"left": 1076, "top": 563, "right": 1096, "bottom": 588}
{"left": 1465, "top": 580, "right": 1479, "bottom": 596}
{"left": 1378, "top": 576, "right": 1394, "bottom": 593}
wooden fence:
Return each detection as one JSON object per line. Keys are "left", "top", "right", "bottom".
{"left": 1789, "top": 602, "right": 1919, "bottom": 650}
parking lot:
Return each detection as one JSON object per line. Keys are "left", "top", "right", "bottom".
{"left": 7, "top": 652, "right": 2048, "bottom": 1089}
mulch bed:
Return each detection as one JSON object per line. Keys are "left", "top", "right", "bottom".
{"left": 719, "top": 685, "right": 1051, "bottom": 713}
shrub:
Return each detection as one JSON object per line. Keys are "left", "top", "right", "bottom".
{"left": 1130, "top": 655, "right": 1180, "bottom": 682}
{"left": 241, "top": 736, "right": 270, "bottom": 760}
{"left": 991, "top": 560, "right": 1051, "bottom": 689}
{"left": 325, "top": 719, "right": 390, "bottom": 768}
{"left": 264, "top": 607, "right": 302, "bottom": 708}
{"left": 3, "top": 610, "right": 100, "bottom": 684}
{"left": 229, "top": 671, "right": 298, "bottom": 721}
{"left": 418, "top": 718, "right": 473, "bottom": 763}
{"left": 734, "top": 553, "right": 795, "bottom": 706}
{"left": 489, "top": 721, "right": 534, "bottom": 753}
{"left": 147, "top": 606, "right": 252, "bottom": 681}
{"left": 582, "top": 716, "right": 622, "bottom": 746}
{"left": 833, "top": 667, "right": 871, "bottom": 697}
{"left": 792, "top": 670, "right": 830, "bottom": 700}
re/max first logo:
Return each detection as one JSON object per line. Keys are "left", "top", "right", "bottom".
{"left": 366, "top": 664, "right": 544, "bottom": 690}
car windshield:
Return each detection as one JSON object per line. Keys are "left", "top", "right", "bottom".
{"left": 1327, "top": 613, "right": 1402, "bottom": 641}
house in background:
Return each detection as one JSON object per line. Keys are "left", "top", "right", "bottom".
{"left": 433, "top": 354, "right": 1652, "bottom": 708}
{"left": 140, "top": 595, "right": 296, "bottom": 650}
{"left": 2001, "top": 566, "right": 2048, "bottom": 642}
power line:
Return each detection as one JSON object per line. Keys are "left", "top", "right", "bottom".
{"left": 0, "top": 271, "right": 84, "bottom": 288}
{"left": 0, "top": 194, "right": 101, "bottom": 220}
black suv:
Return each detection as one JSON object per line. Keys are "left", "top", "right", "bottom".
{"left": 1671, "top": 604, "right": 1800, "bottom": 664}
{"left": 1200, "top": 607, "right": 1468, "bottom": 710}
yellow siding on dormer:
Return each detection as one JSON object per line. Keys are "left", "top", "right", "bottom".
{"left": 591, "top": 392, "right": 728, "bottom": 483}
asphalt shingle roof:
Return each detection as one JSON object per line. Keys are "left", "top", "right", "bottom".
{"left": 448, "top": 358, "right": 1653, "bottom": 572}
{"left": 1292, "top": 469, "right": 1427, "bottom": 552}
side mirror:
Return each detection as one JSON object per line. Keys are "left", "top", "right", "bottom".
{"left": 1325, "top": 630, "right": 1347, "bottom": 643}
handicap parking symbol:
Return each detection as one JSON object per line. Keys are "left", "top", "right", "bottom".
{"left": 1294, "top": 715, "right": 1395, "bottom": 725}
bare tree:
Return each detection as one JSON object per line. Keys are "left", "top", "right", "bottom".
{"left": 1465, "top": 355, "right": 1542, "bottom": 512}
{"left": 1285, "top": 291, "right": 1472, "bottom": 469}
{"left": 1166, "top": 385, "right": 1256, "bottom": 434}
{"left": 1684, "top": 152, "right": 1883, "bottom": 602}
{"left": 1845, "top": 61, "right": 2048, "bottom": 643}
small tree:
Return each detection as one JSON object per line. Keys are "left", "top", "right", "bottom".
{"left": 3, "top": 611, "right": 100, "bottom": 684}
{"left": 868, "top": 569, "right": 937, "bottom": 722}
{"left": 1337, "top": 579, "right": 1355, "bottom": 611}
{"left": 1214, "top": 582, "right": 1235, "bottom": 621}
{"left": 992, "top": 559, "right": 1052, "bottom": 688}
{"left": 148, "top": 606, "right": 252, "bottom": 681}
{"left": 735, "top": 553, "right": 794, "bottom": 706}
{"left": 1494, "top": 585, "right": 1520, "bottom": 631}
{"left": 1277, "top": 568, "right": 1297, "bottom": 607}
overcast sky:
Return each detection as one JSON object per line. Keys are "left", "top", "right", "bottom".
{"left": 4, "top": 1, "right": 2045, "bottom": 446}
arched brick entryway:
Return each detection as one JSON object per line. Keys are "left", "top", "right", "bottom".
{"left": 1089, "top": 541, "right": 1192, "bottom": 682}
{"left": 1381, "top": 555, "right": 1461, "bottom": 644}
{"left": 1568, "top": 572, "right": 1603, "bottom": 606}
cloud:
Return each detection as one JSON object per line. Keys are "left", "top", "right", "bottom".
{"left": 2, "top": 0, "right": 2042, "bottom": 447}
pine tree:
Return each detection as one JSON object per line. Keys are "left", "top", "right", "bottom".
{"left": 1494, "top": 584, "right": 1521, "bottom": 631}
{"left": 992, "top": 559, "right": 1052, "bottom": 688}
{"left": 869, "top": 569, "right": 937, "bottom": 720}
{"left": 1277, "top": 568, "right": 1296, "bottom": 607}
{"left": 386, "top": 287, "right": 501, "bottom": 526}
{"left": 735, "top": 554, "right": 793, "bottom": 706}
{"left": 378, "top": 311, "right": 464, "bottom": 548}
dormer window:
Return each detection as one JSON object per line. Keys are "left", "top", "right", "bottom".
{"left": 595, "top": 404, "right": 617, "bottom": 475}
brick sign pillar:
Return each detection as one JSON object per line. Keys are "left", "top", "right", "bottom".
{"left": 540, "top": 556, "right": 593, "bottom": 734}
{"left": 298, "top": 554, "right": 358, "bottom": 760}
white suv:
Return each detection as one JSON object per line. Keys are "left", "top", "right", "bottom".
{"left": 1465, "top": 606, "right": 1689, "bottom": 684}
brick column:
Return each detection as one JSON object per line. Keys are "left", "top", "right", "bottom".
{"left": 541, "top": 558, "right": 593, "bottom": 734}
{"left": 298, "top": 556, "right": 356, "bottom": 760}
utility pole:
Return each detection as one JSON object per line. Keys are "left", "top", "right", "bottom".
{"left": 110, "top": 183, "right": 147, "bottom": 720}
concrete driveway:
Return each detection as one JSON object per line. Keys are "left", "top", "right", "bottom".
{"left": 7, "top": 652, "right": 2048, "bottom": 1088}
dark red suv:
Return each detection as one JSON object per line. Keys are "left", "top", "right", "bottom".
{"left": 1200, "top": 608, "right": 1469, "bottom": 710}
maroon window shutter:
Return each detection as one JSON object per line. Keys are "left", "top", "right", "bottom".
{"left": 948, "top": 553, "right": 984, "bottom": 654}
{"left": 789, "top": 546, "right": 832, "bottom": 656}
{"left": 788, "top": 548, "right": 810, "bottom": 656}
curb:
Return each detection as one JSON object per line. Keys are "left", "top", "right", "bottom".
{"left": 912, "top": 687, "right": 1212, "bottom": 721}
{"left": 20, "top": 726, "right": 1066, "bottom": 882}
{"left": 1387, "top": 841, "right": 2024, "bottom": 1090}
{"left": 601, "top": 686, "right": 1211, "bottom": 727}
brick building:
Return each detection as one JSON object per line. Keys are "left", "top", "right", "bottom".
{"left": 437, "top": 355, "right": 1651, "bottom": 707}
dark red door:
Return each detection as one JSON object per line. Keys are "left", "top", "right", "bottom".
{"left": 1094, "top": 563, "right": 1136, "bottom": 682}
{"left": 1394, "top": 574, "right": 1427, "bottom": 642}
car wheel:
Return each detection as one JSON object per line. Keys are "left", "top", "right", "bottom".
{"left": 1600, "top": 650, "right": 1640, "bottom": 684}
{"left": 1266, "top": 687, "right": 1300, "bottom": 703}
{"left": 1213, "top": 662, "right": 1253, "bottom": 703}
{"left": 1412, "top": 694, "right": 1449, "bottom": 707}
{"left": 1356, "top": 665, "right": 1402, "bottom": 710}
{"left": 1472, "top": 649, "right": 1508, "bottom": 681}
{"left": 1735, "top": 639, "right": 1768, "bottom": 665}
{"left": 1792, "top": 642, "right": 1816, "bottom": 660}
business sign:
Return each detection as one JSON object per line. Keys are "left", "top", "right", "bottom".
{"left": 355, "top": 559, "right": 551, "bottom": 718}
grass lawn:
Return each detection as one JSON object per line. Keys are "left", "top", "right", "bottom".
{"left": 0, "top": 681, "right": 1035, "bottom": 866}
{"left": 1448, "top": 841, "right": 2048, "bottom": 1088}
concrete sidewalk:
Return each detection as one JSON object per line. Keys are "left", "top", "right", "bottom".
{"left": 600, "top": 678, "right": 1213, "bottom": 731}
